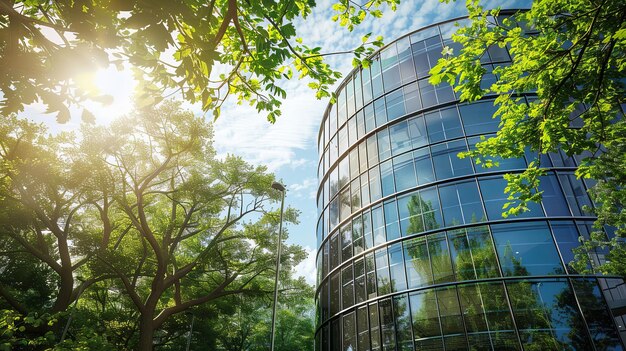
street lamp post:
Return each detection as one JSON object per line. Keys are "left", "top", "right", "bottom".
{"left": 269, "top": 181, "right": 285, "bottom": 351}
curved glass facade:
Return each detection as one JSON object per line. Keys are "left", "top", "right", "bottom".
{"left": 315, "top": 13, "right": 626, "bottom": 351}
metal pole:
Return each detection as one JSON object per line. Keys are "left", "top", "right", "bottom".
{"left": 269, "top": 183, "right": 285, "bottom": 351}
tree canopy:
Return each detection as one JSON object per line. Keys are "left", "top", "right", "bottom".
{"left": 430, "top": 0, "right": 626, "bottom": 276}
{"left": 0, "top": 0, "right": 395, "bottom": 123}
{"left": 0, "top": 102, "right": 310, "bottom": 350}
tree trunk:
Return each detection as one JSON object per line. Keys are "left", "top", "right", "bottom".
{"left": 51, "top": 269, "right": 74, "bottom": 313}
{"left": 138, "top": 312, "right": 155, "bottom": 351}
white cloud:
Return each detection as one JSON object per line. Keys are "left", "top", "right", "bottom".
{"left": 212, "top": 90, "right": 326, "bottom": 172}
{"left": 293, "top": 246, "right": 317, "bottom": 286}
{"left": 289, "top": 177, "right": 318, "bottom": 200}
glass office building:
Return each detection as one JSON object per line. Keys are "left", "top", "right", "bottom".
{"left": 315, "top": 12, "right": 626, "bottom": 351}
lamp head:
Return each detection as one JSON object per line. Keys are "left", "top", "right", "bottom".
{"left": 271, "top": 182, "right": 286, "bottom": 192}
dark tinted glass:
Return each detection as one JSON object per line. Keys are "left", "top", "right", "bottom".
{"left": 393, "top": 294, "right": 414, "bottom": 351}
{"left": 507, "top": 279, "right": 594, "bottom": 350}
{"left": 343, "top": 311, "right": 356, "bottom": 351}
{"left": 572, "top": 278, "right": 624, "bottom": 351}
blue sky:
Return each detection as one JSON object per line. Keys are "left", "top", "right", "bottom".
{"left": 20, "top": 0, "right": 528, "bottom": 284}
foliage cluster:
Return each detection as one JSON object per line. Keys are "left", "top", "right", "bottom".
{"left": 431, "top": 0, "right": 626, "bottom": 276}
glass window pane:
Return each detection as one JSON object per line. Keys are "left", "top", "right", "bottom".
{"left": 404, "top": 82, "right": 421, "bottom": 114}
{"left": 363, "top": 67, "right": 373, "bottom": 104}
{"left": 376, "top": 248, "right": 391, "bottom": 295}
{"left": 339, "top": 125, "right": 348, "bottom": 156}
{"left": 330, "top": 271, "right": 340, "bottom": 315}
{"left": 380, "top": 298, "right": 397, "bottom": 349}
{"left": 421, "top": 188, "right": 443, "bottom": 231}
{"left": 360, "top": 173, "right": 370, "bottom": 208}
{"left": 425, "top": 107, "right": 463, "bottom": 143}
{"left": 348, "top": 115, "right": 358, "bottom": 147}
{"left": 330, "top": 232, "right": 340, "bottom": 271}
{"left": 342, "top": 265, "right": 354, "bottom": 310}
{"left": 507, "top": 279, "right": 594, "bottom": 350}
{"left": 354, "top": 258, "right": 366, "bottom": 303}
{"left": 330, "top": 166, "right": 339, "bottom": 200}
{"left": 370, "top": 166, "right": 382, "bottom": 202}
{"left": 343, "top": 311, "right": 356, "bottom": 351}
{"left": 572, "top": 278, "right": 624, "bottom": 350}
{"left": 363, "top": 211, "right": 373, "bottom": 249}
{"left": 393, "top": 294, "right": 413, "bottom": 351}
{"left": 414, "top": 148, "right": 435, "bottom": 185}
{"left": 459, "top": 100, "right": 500, "bottom": 136}
{"left": 386, "top": 88, "right": 406, "bottom": 121}
{"left": 492, "top": 222, "right": 564, "bottom": 276}
{"left": 367, "top": 135, "right": 379, "bottom": 168}
{"left": 353, "top": 215, "right": 364, "bottom": 255}
{"left": 349, "top": 148, "right": 359, "bottom": 180}
{"left": 479, "top": 177, "right": 543, "bottom": 220}
{"left": 468, "top": 136, "right": 527, "bottom": 173}
{"left": 551, "top": 221, "right": 590, "bottom": 274}
{"left": 323, "top": 240, "right": 330, "bottom": 278}
{"left": 435, "top": 81, "right": 455, "bottom": 105}
{"left": 448, "top": 229, "right": 476, "bottom": 281}
{"left": 559, "top": 174, "right": 593, "bottom": 216}
{"left": 407, "top": 116, "right": 428, "bottom": 149}
{"left": 458, "top": 284, "right": 489, "bottom": 333}
{"left": 477, "top": 282, "right": 521, "bottom": 350}
{"left": 418, "top": 79, "right": 437, "bottom": 108}
{"left": 330, "top": 197, "right": 339, "bottom": 232}
{"left": 366, "top": 253, "right": 377, "bottom": 299}
{"left": 341, "top": 223, "right": 353, "bottom": 263}
{"left": 394, "top": 153, "right": 418, "bottom": 192}
{"left": 381, "top": 159, "right": 396, "bottom": 197}
{"left": 378, "top": 128, "right": 391, "bottom": 161}
{"left": 355, "top": 71, "right": 363, "bottom": 110}
{"left": 372, "top": 205, "right": 385, "bottom": 246}
{"left": 539, "top": 174, "right": 570, "bottom": 216}
{"left": 428, "top": 232, "right": 454, "bottom": 284}
{"left": 340, "top": 187, "right": 351, "bottom": 222}
{"left": 384, "top": 200, "right": 400, "bottom": 241}
{"left": 389, "top": 243, "right": 407, "bottom": 292}
{"left": 365, "top": 103, "right": 376, "bottom": 133}
{"left": 439, "top": 184, "right": 464, "bottom": 227}
{"left": 357, "top": 306, "right": 371, "bottom": 350}
{"left": 350, "top": 182, "right": 361, "bottom": 212}
{"left": 390, "top": 120, "right": 411, "bottom": 156}
{"left": 356, "top": 110, "right": 365, "bottom": 140}
{"left": 374, "top": 97, "right": 387, "bottom": 127}
{"left": 487, "top": 44, "right": 510, "bottom": 62}
{"left": 371, "top": 57, "right": 383, "bottom": 99}
{"left": 431, "top": 140, "right": 472, "bottom": 181}
{"left": 339, "top": 156, "right": 350, "bottom": 189}
{"left": 370, "top": 301, "right": 382, "bottom": 351}
{"left": 351, "top": 178, "right": 361, "bottom": 216}
{"left": 437, "top": 286, "right": 465, "bottom": 335}
{"left": 398, "top": 192, "right": 425, "bottom": 236}
{"left": 404, "top": 237, "right": 433, "bottom": 288}
{"left": 410, "top": 290, "right": 441, "bottom": 339}
{"left": 467, "top": 226, "right": 500, "bottom": 279}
